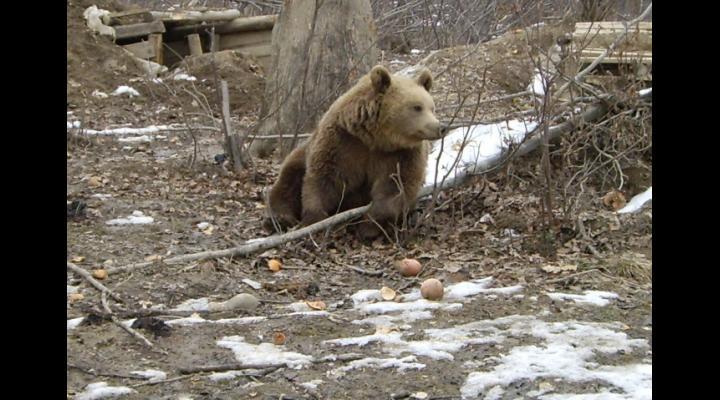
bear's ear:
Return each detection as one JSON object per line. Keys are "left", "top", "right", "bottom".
{"left": 416, "top": 68, "right": 433, "bottom": 91}
{"left": 370, "top": 65, "right": 391, "bottom": 93}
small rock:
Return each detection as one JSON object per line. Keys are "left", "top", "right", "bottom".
{"left": 208, "top": 293, "right": 259, "bottom": 312}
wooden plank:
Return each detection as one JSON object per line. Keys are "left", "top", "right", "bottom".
{"left": 114, "top": 19, "right": 166, "bottom": 40}
{"left": 105, "top": 9, "right": 153, "bottom": 26}
{"left": 231, "top": 43, "right": 272, "bottom": 57}
{"left": 188, "top": 33, "right": 203, "bottom": 56}
{"left": 579, "top": 49, "right": 651, "bottom": 64}
{"left": 151, "top": 10, "right": 241, "bottom": 24}
{"left": 122, "top": 41, "right": 155, "bottom": 59}
{"left": 211, "top": 33, "right": 221, "bottom": 52}
{"left": 219, "top": 30, "right": 272, "bottom": 50}
{"left": 215, "top": 15, "right": 277, "bottom": 34}
{"left": 149, "top": 34, "right": 164, "bottom": 65}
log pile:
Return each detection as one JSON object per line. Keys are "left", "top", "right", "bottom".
{"left": 93, "top": 7, "right": 277, "bottom": 72}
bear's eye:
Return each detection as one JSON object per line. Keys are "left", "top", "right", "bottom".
{"left": 413, "top": 105, "right": 422, "bottom": 112}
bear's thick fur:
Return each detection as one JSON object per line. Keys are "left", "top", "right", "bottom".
{"left": 264, "top": 65, "right": 447, "bottom": 239}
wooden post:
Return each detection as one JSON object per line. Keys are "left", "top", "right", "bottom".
{"left": 149, "top": 33, "right": 164, "bottom": 65}
{"left": 220, "top": 80, "right": 245, "bottom": 173}
{"left": 210, "top": 33, "right": 221, "bottom": 52}
{"left": 187, "top": 33, "right": 203, "bottom": 56}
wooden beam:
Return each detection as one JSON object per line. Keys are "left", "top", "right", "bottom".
{"left": 188, "top": 33, "right": 203, "bottom": 56}
{"left": 231, "top": 43, "right": 272, "bottom": 58}
{"left": 215, "top": 15, "right": 277, "bottom": 34}
{"left": 114, "top": 19, "right": 166, "bottom": 40}
{"left": 104, "top": 9, "right": 153, "bottom": 26}
{"left": 149, "top": 34, "right": 164, "bottom": 65}
{"left": 151, "top": 10, "right": 242, "bottom": 23}
{"left": 219, "top": 30, "right": 272, "bottom": 50}
{"left": 122, "top": 41, "right": 155, "bottom": 59}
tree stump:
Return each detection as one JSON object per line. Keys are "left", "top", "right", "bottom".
{"left": 249, "top": 0, "right": 378, "bottom": 159}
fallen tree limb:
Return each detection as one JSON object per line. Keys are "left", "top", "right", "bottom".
{"left": 67, "top": 262, "right": 124, "bottom": 303}
{"left": 109, "top": 206, "right": 370, "bottom": 273}
{"left": 179, "top": 353, "right": 364, "bottom": 374}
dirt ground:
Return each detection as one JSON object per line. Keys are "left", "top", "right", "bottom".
{"left": 67, "top": 2, "right": 651, "bottom": 399}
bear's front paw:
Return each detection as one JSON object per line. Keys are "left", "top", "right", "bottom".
{"left": 301, "top": 209, "right": 329, "bottom": 226}
{"left": 356, "top": 221, "right": 383, "bottom": 242}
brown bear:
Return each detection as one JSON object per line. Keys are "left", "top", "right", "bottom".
{"left": 264, "top": 65, "right": 447, "bottom": 239}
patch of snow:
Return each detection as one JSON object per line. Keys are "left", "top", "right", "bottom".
{"left": 166, "top": 315, "right": 266, "bottom": 326}
{"left": 546, "top": 290, "right": 619, "bottom": 307}
{"left": 117, "top": 135, "right": 152, "bottom": 143}
{"left": 67, "top": 317, "right": 84, "bottom": 331}
{"left": 173, "top": 73, "right": 197, "bottom": 81}
{"left": 242, "top": 278, "right": 262, "bottom": 290}
{"left": 299, "top": 379, "right": 324, "bottom": 390}
{"left": 617, "top": 187, "right": 652, "bottom": 214}
{"left": 528, "top": 69, "right": 548, "bottom": 96}
{"left": 410, "top": 49, "right": 423, "bottom": 54}
{"left": 75, "top": 382, "right": 135, "bottom": 400}
{"left": 105, "top": 211, "right": 153, "bottom": 225}
{"left": 459, "top": 316, "right": 649, "bottom": 399}
{"left": 331, "top": 356, "right": 425, "bottom": 374}
{"left": 217, "top": 336, "right": 313, "bottom": 368}
{"left": 92, "top": 89, "right": 109, "bottom": 99}
{"left": 130, "top": 369, "right": 166, "bottom": 382}
{"left": 173, "top": 298, "right": 209, "bottom": 312}
{"left": 425, "top": 119, "right": 538, "bottom": 187}
{"left": 197, "top": 222, "right": 210, "bottom": 229}
{"left": 91, "top": 194, "right": 113, "bottom": 200}
{"left": 67, "top": 285, "right": 80, "bottom": 294}
{"left": 112, "top": 86, "right": 140, "bottom": 98}
{"left": 638, "top": 88, "right": 652, "bottom": 96}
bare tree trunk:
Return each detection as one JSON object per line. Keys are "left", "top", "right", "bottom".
{"left": 249, "top": 0, "right": 379, "bottom": 159}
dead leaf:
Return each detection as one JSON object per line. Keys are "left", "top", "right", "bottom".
{"left": 88, "top": 176, "right": 103, "bottom": 188}
{"left": 92, "top": 269, "right": 108, "bottom": 280}
{"left": 541, "top": 264, "right": 577, "bottom": 274}
{"left": 602, "top": 190, "right": 627, "bottom": 211}
{"left": 69, "top": 293, "right": 84, "bottom": 302}
{"left": 444, "top": 262, "right": 463, "bottom": 273}
{"left": 375, "top": 326, "right": 399, "bottom": 334}
{"left": 70, "top": 256, "right": 85, "bottom": 263}
{"left": 144, "top": 255, "right": 163, "bottom": 262}
{"left": 306, "top": 300, "right": 326, "bottom": 310}
{"left": 202, "top": 225, "right": 215, "bottom": 235}
{"left": 268, "top": 259, "right": 282, "bottom": 272}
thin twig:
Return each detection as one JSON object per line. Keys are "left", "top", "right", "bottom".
{"left": 347, "top": 266, "right": 384, "bottom": 277}
{"left": 101, "top": 291, "right": 154, "bottom": 348}
{"left": 67, "top": 262, "right": 124, "bottom": 303}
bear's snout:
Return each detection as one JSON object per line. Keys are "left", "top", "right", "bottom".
{"left": 440, "top": 123, "right": 450, "bottom": 135}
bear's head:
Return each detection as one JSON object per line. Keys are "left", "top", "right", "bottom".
{"left": 369, "top": 65, "right": 448, "bottom": 150}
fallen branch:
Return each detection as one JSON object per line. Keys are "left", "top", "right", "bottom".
{"left": 178, "top": 353, "right": 364, "bottom": 374}
{"left": 131, "top": 375, "right": 195, "bottom": 388}
{"left": 101, "top": 291, "right": 154, "bottom": 348}
{"left": 67, "top": 262, "right": 124, "bottom": 303}
{"left": 576, "top": 216, "right": 602, "bottom": 257}
{"left": 110, "top": 206, "right": 370, "bottom": 273}
{"left": 348, "top": 266, "right": 384, "bottom": 277}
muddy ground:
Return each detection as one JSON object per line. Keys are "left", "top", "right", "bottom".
{"left": 67, "top": 2, "right": 651, "bottom": 399}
